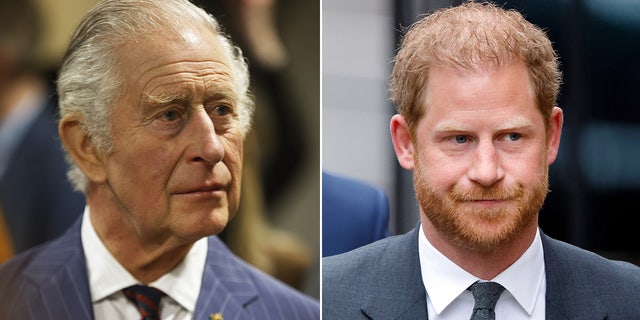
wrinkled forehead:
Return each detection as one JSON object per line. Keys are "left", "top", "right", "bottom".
{"left": 116, "top": 24, "right": 232, "bottom": 78}
{"left": 130, "top": 22, "right": 228, "bottom": 60}
{"left": 110, "top": 25, "right": 236, "bottom": 107}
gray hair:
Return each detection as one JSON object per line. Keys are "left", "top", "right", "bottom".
{"left": 57, "top": 0, "right": 254, "bottom": 193}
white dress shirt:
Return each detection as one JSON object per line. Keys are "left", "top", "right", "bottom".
{"left": 418, "top": 224, "right": 546, "bottom": 319}
{"left": 81, "top": 207, "right": 206, "bottom": 319}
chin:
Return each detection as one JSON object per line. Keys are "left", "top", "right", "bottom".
{"left": 459, "top": 214, "right": 532, "bottom": 252}
{"left": 177, "top": 209, "right": 230, "bottom": 240}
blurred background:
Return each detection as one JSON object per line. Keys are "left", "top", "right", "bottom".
{"left": 0, "top": 0, "right": 319, "bottom": 298}
{"left": 323, "top": 0, "right": 640, "bottom": 266}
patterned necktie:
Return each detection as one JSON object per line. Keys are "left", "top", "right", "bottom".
{"left": 468, "top": 281, "right": 505, "bottom": 320}
{"left": 122, "top": 285, "right": 166, "bottom": 320}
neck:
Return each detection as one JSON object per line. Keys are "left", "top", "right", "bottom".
{"left": 87, "top": 196, "right": 194, "bottom": 284}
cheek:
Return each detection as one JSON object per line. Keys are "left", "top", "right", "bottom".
{"left": 135, "top": 142, "right": 179, "bottom": 173}
{"left": 508, "top": 148, "right": 547, "bottom": 179}
{"left": 224, "top": 136, "right": 244, "bottom": 202}
{"left": 224, "top": 135, "right": 243, "bottom": 173}
{"left": 109, "top": 137, "right": 179, "bottom": 191}
{"left": 417, "top": 149, "right": 468, "bottom": 189}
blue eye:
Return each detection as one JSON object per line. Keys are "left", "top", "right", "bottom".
{"left": 507, "top": 133, "right": 521, "bottom": 141}
{"left": 161, "top": 109, "right": 180, "bottom": 121}
{"left": 214, "top": 104, "right": 232, "bottom": 116}
{"left": 454, "top": 135, "right": 468, "bottom": 143}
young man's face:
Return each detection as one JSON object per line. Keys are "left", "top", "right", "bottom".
{"left": 392, "top": 60, "right": 562, "bottom": 252}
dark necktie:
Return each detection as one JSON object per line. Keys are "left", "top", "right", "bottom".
{"left": 122, "top": 285, "right": 165, "bottom": 320}
{"left": 468, "top": 281, "right": 505, "bottom": 320}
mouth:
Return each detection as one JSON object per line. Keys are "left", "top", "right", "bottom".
{"left": 175, "top": 184, "right": 228, "bottom": 197}
{"left": 462, "top": 198, "right": 513, "bottom": 209}
{"left": 468, "top": 197, "right": 511, "bottom": 202}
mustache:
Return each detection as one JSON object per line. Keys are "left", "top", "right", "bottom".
{"left": 449, "top": 184, "right": 525, "bottom": 201}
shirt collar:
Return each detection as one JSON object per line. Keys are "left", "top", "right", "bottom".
{"left": 492, "top": 229, "right": 545, "bottom": 315}
{"left": 418, "top": 224, "right": 544, "bottom": 316}
{"left": 81, "top": 206, "right": 206, "bottom": 312}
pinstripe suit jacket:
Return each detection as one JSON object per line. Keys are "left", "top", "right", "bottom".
{"left": 322, "top": 226, "right": 640, "bottom": 319}
{"left": 0, "top": 217, "right": 319, "bottom": 319}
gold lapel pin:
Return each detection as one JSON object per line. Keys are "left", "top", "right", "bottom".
{"left": 209, "top": 313, "right": 223, "bottom": 320}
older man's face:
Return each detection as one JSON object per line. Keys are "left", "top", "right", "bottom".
{"left": 103, "top": 24, "right": 244, "bottom": 243}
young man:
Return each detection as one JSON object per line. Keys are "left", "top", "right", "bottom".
{"left": 323, "top": 2, "right": 640, "bottom": 319}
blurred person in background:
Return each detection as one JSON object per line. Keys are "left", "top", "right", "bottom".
{"left": 322, "top": 170, "right": 390, "bottom": 257}
{"left": 0, "top": 0, "right": 84, "bottom": 262}
{"left": 0, "top": 0, "right": 319, "bottom": 318}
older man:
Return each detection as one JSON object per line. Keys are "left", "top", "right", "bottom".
{"left": 0, "top": 0, "right": 319, "bottom": 319}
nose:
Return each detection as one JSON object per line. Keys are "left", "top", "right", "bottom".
{"left": 185, "top": 108, "right": 225, "bottom": 165}
{"left": 467, "top": 140, "right": 504, "bottom": 186}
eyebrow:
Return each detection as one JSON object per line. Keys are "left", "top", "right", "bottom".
{"left": 142, "top": 86, "right": 238, "bottom": 107}
{"left": 434, "top": 120, "right": 471, "bottom": 132}
{"left": 204, "top": 86, "right": 238, "bottom": 104}
{"left": 433, "top": 116, "right": 534, "bottom": 132}
{"left": 142, "top": 91, "right": 190, "bottom": 108}
{"left": 137, "top": 92, "right": 189, "bottom": 121}
{"left": 496, "top": 116, "right": 535, "bottom": 131}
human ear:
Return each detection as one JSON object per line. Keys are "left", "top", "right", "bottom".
{"left": 546, "top": 106, "right": 564, "bottom": 165}
{"left": 58, "top": 114, "right": 107, "bottom": 184}
{"left": 390, "top": 114, "right": 415, "bottom": 170}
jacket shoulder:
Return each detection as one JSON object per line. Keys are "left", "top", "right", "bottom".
{"left": 0, "top": 218, "right": 91, "bottom": 319}
{"left": 202, "top": 237, "right": 319, "bottom": 320}
{"left": 542, "top": 232, "right": 640, "bottom": 317}
{"left": 322, "top": 229, "right": 421, "bottom": 319}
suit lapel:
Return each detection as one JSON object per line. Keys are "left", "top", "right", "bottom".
{"left": 360, "top": 226, "right": 428, "bottom": 320}
{"left": 541, "top": 232, "right": 606, "bottom": 320}
{"left": 22, "top": 217, "right": 93, "bottom": 319}
{"left": 193, "top": 236, "right": 260, "bottom": 319}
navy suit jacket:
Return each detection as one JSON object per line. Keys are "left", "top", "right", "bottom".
{"left": 322, "top": 226, "right": 640, "bottom": 319}
{"left": 322, "top": 171, "right": 390, "bottom": 257}
{"left": 0, "top": 216, "right": 319, "bottom": 319}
